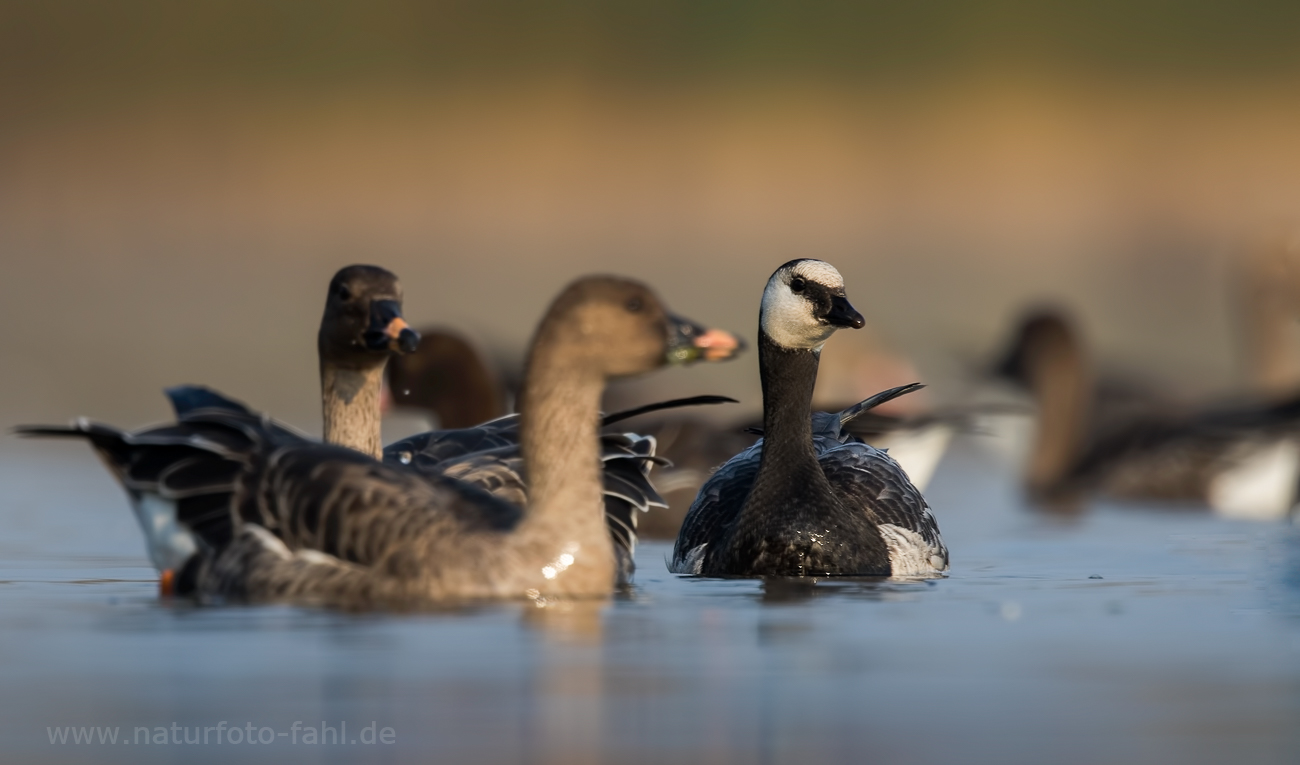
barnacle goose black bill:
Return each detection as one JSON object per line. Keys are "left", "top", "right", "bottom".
{"left": 825, "top": 295, "right": 865, "bottom": 329}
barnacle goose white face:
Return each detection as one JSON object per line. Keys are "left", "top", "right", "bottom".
{"left": 759, "top": 259, "right": 863, "bottom": 350}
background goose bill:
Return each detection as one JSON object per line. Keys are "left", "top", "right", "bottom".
{"left": 364, "top": 299, "right": 421, "bottom": 353}
{"left": 823, "top": 295, "right": 865, "bottom": 329}
{"left": 664, "top": 314, "right": 745, "bottom": 365}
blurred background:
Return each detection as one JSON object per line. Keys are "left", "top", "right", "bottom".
{"left": 7, "top": 7, "right": 1300, "bottom": 764}
{"left": 4, "top": 0, "right": 1300, "bottom": 431}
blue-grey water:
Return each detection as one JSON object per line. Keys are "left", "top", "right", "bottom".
{"left": 3, "top": 437, "right": 1299, "bottom": 764}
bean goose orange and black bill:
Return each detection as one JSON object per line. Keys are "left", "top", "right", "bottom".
{"left": 665, "top": 314, "right": 745, "bottom": 364}
{"left": 364, "top": 299, "right": 421, "bottom": 353}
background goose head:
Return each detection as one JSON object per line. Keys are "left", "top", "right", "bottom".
{"left": 318, "top": 265, "right": 421, "bottom": 372}
{"left": 759, "top": 259, "right": 865, "bottom": 350}
{"left": 383, "top": 328, "right": 506, "bottom": 429}
{"left": 529, "top": 276, "right": 743, "bottom": 379}
{"left": 994, "top": 307, "right": 1094, "bottom": 500}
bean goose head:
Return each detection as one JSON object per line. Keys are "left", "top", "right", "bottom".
{"left": 994, "top": 308, "right": 1083, "bottom": 393}
{"left": 535, "top": 276, "right": 744, "bottom": 378}
{"left": 318, "top": 265, "right": 422, "bottom": 370}
{"left": 759, "top": 259, "right": 865, "bottom": 351}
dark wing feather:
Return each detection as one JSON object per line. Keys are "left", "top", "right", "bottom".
{"left": 817, "top": 440, "right": 948, "bottom": 570}
{"left": 383, "top": 415, "right": 522, "bottom": 468}
{"left": 669, "top": 440, "right": 763, "bottom": 573}
{"left": 236, "top": 442, "right": 519, "bottom": 567}
{"left": 19, "top": 389, "right": 524, "bottom": 599}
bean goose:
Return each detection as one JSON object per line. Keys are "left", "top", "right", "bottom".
{"left": 999, "top": 309, "right": 1300, "bottom": 519}
{"left": 670, "top": 260, "right": 949, "bottom": 577}
{"left": 20, "top": 276, "right": 741, "bottom": 605}
{"left": 317, "top": 265, "right": 422, "bottom": 458}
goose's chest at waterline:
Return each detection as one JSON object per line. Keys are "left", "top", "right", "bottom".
{"left": 722, "top": 505, "right": 893, "bottom": 577}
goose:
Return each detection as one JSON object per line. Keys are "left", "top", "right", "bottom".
{"left": 998, "top": 309, "right": 1300, "bottom": 519}
{"left": 382, "top": 328, "right": 507, "bottom": 429}
{"left": 201, "top": 270, "right": 730, "bottom": 585}
{"left": 312, "top": 272, "right": 742, "bottom": 583}
{"left": 20, "top": 276, "right": 742, "bottom": 605}
{"left": 669, "top": 259, "right": 949, "bottom": 577}
{"left": 317, "top": 265, "right": 422, "bottom": 458}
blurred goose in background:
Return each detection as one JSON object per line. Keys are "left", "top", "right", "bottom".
{"left": 20, "top": 276, "right": 742, "bottom": 605}
{"left": 382, "top": 328, "right": 507, "bottom": 430}
{"left": 1232, "top": 233, "right": 1300, "bottom": 398}
{"left": 998, "top": 308, "right": 1300, "bottom": 519}
{"left": 671, "top": 260, "right": 949, "bottom": 577}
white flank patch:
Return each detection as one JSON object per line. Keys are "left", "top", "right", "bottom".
{"left": 131, "top": 494, "right": 198, "bottom": 572}
{"left": 878, "top": 523, "right": 948, "bottom": 576}
{"left": 1208, "top": 438, "right": 1300, "bottom": 521}
{"left": 760, "top": 260, "right": 848, "bottom": 350}
{"left": 670, "top": 543, "right": 708, "bottom": 575}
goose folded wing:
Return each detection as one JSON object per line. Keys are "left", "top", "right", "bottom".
{"left": 235, "top": 443, "right": 522, "bottom": 568}
{"left": 670, "top": 441, "right": 764, "bottom": 573}
{"left": 818, "top": 442, "right": 948, "bottom": 570}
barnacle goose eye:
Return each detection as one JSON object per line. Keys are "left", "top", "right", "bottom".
{"left": 625, "top": 297, "right": 643, "bottom": 313}
{"left": 335, "top": 284, "right": 352, "bottom": 301}
{"left": 789, "top": 276, "right": 806, "bottom": 293}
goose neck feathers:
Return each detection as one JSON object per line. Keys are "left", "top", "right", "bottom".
{"left": 317, "top": 265, "right": 419, "bottom": 459}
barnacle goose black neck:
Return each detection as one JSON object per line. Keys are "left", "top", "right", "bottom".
{"left": 670, "top": 259, "right": 949, "bottom": 577}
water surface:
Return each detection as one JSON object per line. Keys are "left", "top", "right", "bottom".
{"left": 2, "top": 439, "right": 1298, "bottom": 764}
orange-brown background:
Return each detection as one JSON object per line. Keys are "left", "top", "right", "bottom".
{"left": 4, "top": 1, "right": 1300, "bottom": 433}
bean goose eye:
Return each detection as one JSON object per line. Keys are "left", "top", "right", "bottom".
{"left": 790, "top": 277, "right": 806, "bottom": 293}
{"left": 625, "top": 298, "right": 643, "bottom": 313}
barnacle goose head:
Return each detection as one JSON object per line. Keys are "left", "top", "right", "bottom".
{"left": 759, "top": 259, "right": 864, "bottom": 351}
{"left": 319, "top": 264, "right": 422, "bottom": 368}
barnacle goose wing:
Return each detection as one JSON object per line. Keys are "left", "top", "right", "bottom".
{"left": 669, "top": 440, "right": 763, "bottom": 574}
{"left": 817, "top": 441, "right": 948, "bottom": 574}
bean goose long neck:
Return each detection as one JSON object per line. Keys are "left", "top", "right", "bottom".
{"left": 514, "top": 322, "right": 615, "bottom": 583}
{"left": 321, "top": 364, "right": 385, "bottom": 460}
